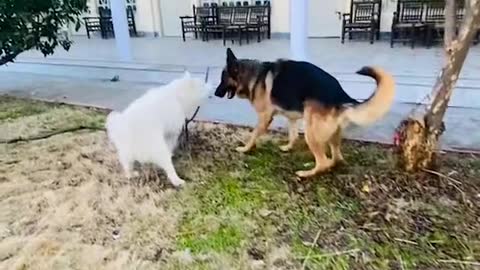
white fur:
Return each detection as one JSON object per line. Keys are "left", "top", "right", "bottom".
{"left": 106, "top": 72, "right": 210, "bottom": 187}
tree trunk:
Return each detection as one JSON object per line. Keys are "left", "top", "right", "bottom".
{"left": 397, "top": 0, "right": 480, "bottom": 172}
{"left": 0, "top": 50, "right": 21, "bottom": 66}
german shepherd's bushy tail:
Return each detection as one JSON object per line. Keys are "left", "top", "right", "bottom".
{"left": 342, "top": 66, "right": 395, "bottom": 126}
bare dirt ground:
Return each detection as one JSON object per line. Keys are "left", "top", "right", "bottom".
{"left": 0, "top": 96, "right": 479, "bottom": 270}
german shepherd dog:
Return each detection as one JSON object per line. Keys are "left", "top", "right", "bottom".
{"left": 215, "top": 48, "right": 395, "bottom": 178}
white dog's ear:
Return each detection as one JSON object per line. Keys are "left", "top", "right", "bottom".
{"left": 184, "top": 71, "right": 191, "bottom": 78}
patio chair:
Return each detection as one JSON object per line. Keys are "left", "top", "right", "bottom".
{"left": 229, "top": 7, "right": 250, "bottom": 44}
{"left": 98, "top": 6, "right": 112, "bottom": 18}
{"left": 205, "top": 7, "right": 234, "bottom": 46}
{"left": 246, "top": 5, "right": 270, "bottom": 42}
{"left": 84, "top": 17, "right": 104, "bottom": 39}
{"left": 424, "top": 0, "right": 445, "bottom": 46}
{"left": 180, "top": 5, "right": 215, "bottom": 42}
{"left": 126, "top": 6, "right": 138, "bottom": 37}
{"left": 391, "top": 0, "right": 426, "bottom": 48}
{"left": 341, "top": 0, "right": 381, "bottom": 44}
{"left": 93, "top": 6, "right": 137, "bottom": 39}
{"left": 96, "top": 7, "right": 114, "bottom": 38}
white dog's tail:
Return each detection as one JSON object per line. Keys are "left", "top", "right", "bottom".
{"left": 106, "top": 111, "right": 124, "bottom": 144}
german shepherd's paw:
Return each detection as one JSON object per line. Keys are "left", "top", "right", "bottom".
{"left": 279, "top": 144, "right": 293, "bottom": 152}
{"left": 296, "top": 160, "right": 334, "bottom": 178}
{"left": 295, "top": 170, "right": 316, "bottom": 178}
{"left": 236, "top": 146, "right": 252, "bottom": 153}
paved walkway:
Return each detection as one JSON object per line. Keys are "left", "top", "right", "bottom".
{"left": 1, "top": 37, "right": 480, "bottom": 151}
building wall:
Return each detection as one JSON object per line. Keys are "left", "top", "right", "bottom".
{"left": 135, "top": 0, "right": 162, "bottom": 36}
{"left": 160, "top": 0, "right": 193, "bottom": 36}
{"left": 270, "top": 0, "right": 289, "bottom": 33}
{"left": 379, "top": 0, "right": 396, "bottom": 32}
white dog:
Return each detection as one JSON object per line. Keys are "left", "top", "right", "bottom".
{"left": 106, "top": 72, "right": 210, "bottom": 187}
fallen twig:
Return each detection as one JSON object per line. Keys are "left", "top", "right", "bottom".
{"left": 422, "top": 168, "right": 467, "bottom": 203}
{"left": 298, "top": 248, "right": 361, "bottom": 260}
{"left": 394, "top": 238, "right": 418, "bottom": 245}
{"left": 179, "top": 106, "right": 201, "bottom": 148}
{"left": 0, "top": 125, "right": 105, "bottom": 144}
{"left": 301, "top": 229, "right": 322, "bottom": 270}
{"left": 422, "top": 168, "right": 463, "bottom": 185}
{"left": 438, "top": 259, "right": 480, "bottom": 266}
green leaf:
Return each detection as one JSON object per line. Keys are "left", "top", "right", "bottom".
{"left": 0, "top": 0, "right": 88, "bottom": 65}
{"left": 75, "top": 19, "right": 81, "bottom": 31}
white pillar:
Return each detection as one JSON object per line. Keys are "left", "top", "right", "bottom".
{"left": 290, "top": 0, "right": 308, "bottom": 61}
{"left": 111, "top": 0, "right": 132, "bottom": 61}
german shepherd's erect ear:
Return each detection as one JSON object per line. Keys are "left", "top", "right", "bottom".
{"left": 226, "top": 48, "right": 238, "bottom": 76}
{"left": 227, "top": 48, "right": 236, "bottom": 63}
{"left": 215, "top": 48, "right": 239, "bottom": 99}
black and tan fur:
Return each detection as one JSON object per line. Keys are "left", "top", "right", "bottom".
{"left": 215, "top": 48, "right": 395, "bottom": 178}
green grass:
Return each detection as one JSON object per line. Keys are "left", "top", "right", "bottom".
{"left": 0, "top": 96, "right": 106, "bottom": 143}
{"left": 178, "top": 224, "right": 245, "bottom": 253}
{"left": 0, "top": 96, "right": 51, "bottom": 121}
{"left": 175, "top": 142, "right": 366, "bottom": 268}
{"left": 0, "top": 95, "right": 105, "bottom": 128}
{"left": 173, "top": 136, "right": 480, "bottom": 269}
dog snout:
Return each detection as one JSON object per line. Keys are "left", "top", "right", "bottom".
{"left": 215, "top": 84, "right": 227, "bottom": 98}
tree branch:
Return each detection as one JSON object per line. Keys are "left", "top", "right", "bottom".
{"left": 0, "top": 51, "right": 21, "bottom": 66}
{"left": 458, "top": 0, "right": 480, "bottom": 42}
{"left": 444, "top": 0, "right": 457, "bottom": 48}
{"left": 0, "top": 126, "right": 105, "bottom": 144}
{"left": 425, "top": 0, "right": 480, "bottom": 132}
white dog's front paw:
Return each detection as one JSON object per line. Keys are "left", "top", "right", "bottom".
{"left": 236, "top": 146, "right": 251, "bottom": 153}
{"left": 279, "top": 144, "right": 293, "bottom": 152}
{"left": 171, "top": 178, "right": 186, "bottom": 187}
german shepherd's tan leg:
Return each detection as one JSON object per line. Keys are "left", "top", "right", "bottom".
{"left": 236, "top": 110, "right": 274, "bottom": 153}
{"left": 329, "top": 127, "right": 345, "bottom": 164}
{"left": 296, "top": 106, "right": 336, "bottom": 178}
{"left": 280, "top": 119, "right": 299, "bottom": 152}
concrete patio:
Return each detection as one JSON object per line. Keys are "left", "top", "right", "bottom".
{"left": 1, "top": 37, "right": 480, "bottom": 151}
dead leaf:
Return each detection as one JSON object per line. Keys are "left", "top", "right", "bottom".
{"left": 362, "top": 183, "right": 370, "bottom": 193}
{"left": 259, "top": 209, "right": 272, "bottom": 217}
